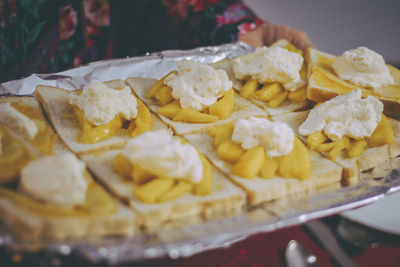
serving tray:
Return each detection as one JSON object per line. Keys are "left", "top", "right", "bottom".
{"left": 1, "top": 42, "right": 400, "bottom": 266}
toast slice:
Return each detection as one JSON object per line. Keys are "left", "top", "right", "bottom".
{"left": 388, "top": 117, "right": 400, "bottom": 158}
{"left": 81, "top": 148, "right": 246, "bottom": 231}
{"left": 184, "top": 132, "right": 342, "bottom": 206}
{"left": 35, "top": 83, "right": 169, "bottom": 154}
{"left": 0, "top": 193, "right": 135, "bottom": 241}
{"left": 272, "top": 110, "right": 393, "bottom": 184}
{"left": 0, "top": 96, "right": 67, "bottom": 154}
{"left": 305, "top": 48, "right": 400, "bottom": 119}
{"left": 125, "top": 77, "right": 266, "bottom": 135}
{"left": 211, "top": 40, "right": 310, "bottom": 116}
{"left": 0, "top": 126, "right": 135, "bottom": 241}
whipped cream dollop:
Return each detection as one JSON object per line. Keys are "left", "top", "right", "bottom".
{"left": 20, "top": 153, "right": 88, "bottom": 206}
{"left": 299, "top": 89, "right": 383, "bottom": 140}
{"left": 232, "top": 46, "right": 305, "bottom": 91}
{"left": 232, "top": 117, "right": 294, "bottom": 157}
{"left": 69, "top": 82, "right": 138, "bottom": 126}
{"left": 164, "top": 60, "right": 232, "bottom": 111}
{"left": 122, "top": 130, "right": 203, "bottom": 183}
{"left": 332, "top": 47, "right": 394, "bottom": 89}
{"left": 0, "top": 103, "right": 38, "bottom": 140}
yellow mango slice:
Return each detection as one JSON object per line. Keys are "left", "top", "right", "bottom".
{"left": 10, "top": 101, "right": 41, "bottom": 119}
{"left": 78, "top": 116, "right": 123, "bottom": 144}
{"left": 31, "top": 132, "right": 56, "bottom": 155}
{"left": 193, "top": 154, "right": 213, "bottom": 195}
{"left": 173, "top": 108, "right": 218, "bottom": 123}
{"left": 73, "top": 105, "right": 93, "bottom": 131}
{"left": 146, "top": 70, "right": 178, "bottom": 98}
{"left": 278, "top": 138, "right": 311, "bottom": 180}
{"left": 132, "top": 163, "right": 155, "bottom": 184}
{"left": 158, "top": 180, "right": 193, "bottom": 203}
{"left": 348, "top": 139, "right": 368, "bottom": 158}
{"left": 9, "top": 102, "right": 56, "bottom": 154}
{"left": 217, "top": 141, "right": 244, "bottom": 163}
{"left": 312, "top": 66, "right": 360, "bottom": 95}
{"left": 284, "top": 43, "right": 303, "bottom": 57}
{"left": 259, "top": 156, "right": 278, "bottom": 179}
{"left": 128, "top": 99, "right": 154, "bottom": 138}
{"left": 208, "top": 123, "right": 234, "bottom": 147}
{"left": 369, "top": 114, "right": 394, "bottom": 146}
{"left": 315, "top": 141, "right": 337, "bottom": 153}
{"left": 134, "top": 177, "right": 175, "bottom": 204}
{"left": 157, "top": 100, "right": 182, "bottom": 119}
{"left": 209, "top": 89, "right": 235, "bottom": 119}
{"left": 154, "top": 86, "right": 174, "bottom": 106}
{"left": 83, "top": 182, "right": 116, "bottom": 214}
{"left": 268, "top": 91, "right": 289, "bottom": 108}
{"left": 288, "top": 88, "right": 307, "bottom": 103}
{"left": 232, "top": 146, "right": 265, "bottom": 178}
{"left": 253, "top": 83, "right": 283, "bottom": 102}
{"left": 307, "top": 131, "right": 328, "bottom": 150}
{"left": 240, "top": 78, "right": 259, "bottom": 98}
{"left": 0, "top": 131, "right": 33, "bottom": 184}
{"left": 113, "top": 153, "right": 133, "bottom": 178}
{"left": 328, "top": 136, "right": 350, "bottom": 161}
{"left": 300, "top": 65, "right": 307, "bottom": 81}
{"left": 0, "top": 187, "right": 79, "bottom": 217}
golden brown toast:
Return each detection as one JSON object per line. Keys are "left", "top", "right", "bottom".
{"left": 125, "top": 77, "right": 266, "bottom": 135}
{"left": 272, "top": 110, "right": 395, "bottom": 184}
{"left": 184, "top": 131, "right": 342, "bottom": 206}
{"left": 211, "top": 39, "right": 310, "bottom": 116}
{"left": 0, "top": 126, "right": 135, "bottom": 241}
{"left": 305, "top": 48, "right": 400, "bottom": 119}
{"left": 81, "top": 148, "right": 246, "bottom": 231}
{"left": 35, "top": 83, "right": 169, "bottom": 154}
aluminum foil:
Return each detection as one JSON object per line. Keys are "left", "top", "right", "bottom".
{"left": 1, "top": 42, "right": 400, "bottom": 266}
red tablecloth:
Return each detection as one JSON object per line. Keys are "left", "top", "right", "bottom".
{"left": 132, "top": 216, "right": 400, "bottom": 267}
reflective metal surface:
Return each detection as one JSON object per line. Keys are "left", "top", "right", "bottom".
{"left": 1, "top": 42, "right": 400, "bottom": 265}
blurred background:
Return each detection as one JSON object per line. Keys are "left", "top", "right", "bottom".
{"left": 245, "top": 0, "right": 400, "bottom": 66}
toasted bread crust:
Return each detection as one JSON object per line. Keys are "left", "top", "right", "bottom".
{"left": 184, "top": 133, "right": 343, "bottom": 206}
{"left": 0, "top": 197, "right": 135, "bottom": 241}
{"left": 125, "top": 77, "right": 266, "bottom": 135}
{"left": 305, "top": 48, "right": 400, "bottom": 119}
{"left": 211, "top": 45, "right": 310, "bottom": 116}
{"left": 272, "top": 111, "right": 395, "bottom": 184}
{"left": 35, "top": 84, "right": 168, "bottom": 154}
{"left": 81, "top": 149, "right": 246, "bottom": 231}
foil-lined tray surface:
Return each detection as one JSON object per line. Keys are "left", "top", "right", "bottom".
{"left": 1, "top": 42, "right": 400, "bottom": 266}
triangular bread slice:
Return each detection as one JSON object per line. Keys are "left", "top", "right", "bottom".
{"left": 81, "top": 148, "right": 246, "bottom": 231}
{"left": 305, "top": 48, "right": 400, "bottom": 120}
{"left": 210, "top": 40, "right": 310, "bottom": 116}
{"left": 35, "top": 82, "right": 169, "bottom": 154}
{"left": 0, "top": 127, "right": 135, "bottom": 241}
{"left": 0, "top": 96, "right": 68, "bottom": 154}
{"left": 184, "top": 133, "right": 342, "bottom": 206}
{"left": 272, "top": 110, "right": 393, "bottom": 184}
{"left": 388, "top": 117, "right": 400, "bottom": 158}
{"left": 0, "top": 192, "right": 135, "bottom": 241}
{"left": 125, "top": 77, "right": 266, "bottom": 135}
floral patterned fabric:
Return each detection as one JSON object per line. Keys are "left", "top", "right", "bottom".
{"left": 0, "top": 0, "right": 262, "bottom": 83}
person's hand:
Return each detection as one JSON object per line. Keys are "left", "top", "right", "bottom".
{"left": 238, "top": 22, "right": 315, "bottom": 51}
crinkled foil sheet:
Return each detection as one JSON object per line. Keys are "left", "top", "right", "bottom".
{"left": 1, "top": 42, "right": 400, "bottom": 266}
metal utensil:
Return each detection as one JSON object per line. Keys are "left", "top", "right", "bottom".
{"left": 285, "top": 240, "right": 317, "bottom": 267}
{"left": 337, "top": 218, "right": 380, "bottom": 248}
{"left": 305, "top": 220, "right": 358, "bottom": 267}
